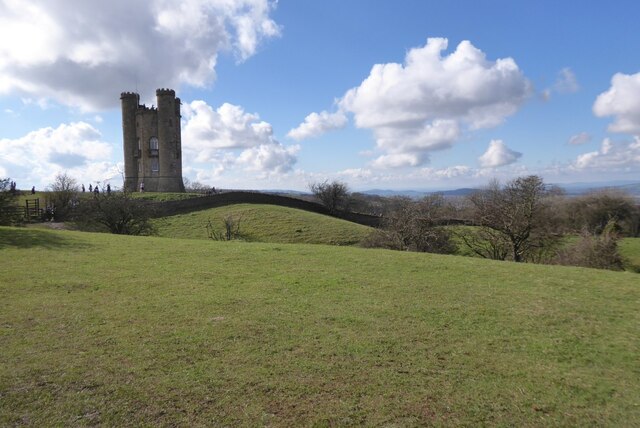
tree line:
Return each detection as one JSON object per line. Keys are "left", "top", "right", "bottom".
{"left": 309, "top": 177, "right": 639, "bottom": 270}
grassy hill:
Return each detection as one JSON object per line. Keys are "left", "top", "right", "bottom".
{"left": 1, "top": 226, "right": 639, "bottom": 426}
{"left": 152, "top": 203, "right": 372, "bottom": 245}
{"left": 620, "top": 237, "right": 640, "bottom": 271}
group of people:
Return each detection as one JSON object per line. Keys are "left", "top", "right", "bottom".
{"left": 8, "top": 181, "right": 118, "bottom": 196}
{"left": 5, "top": 182, "right": 36, "bottom": 195}
{"left": 81, "top": 183, "right": 111, "bottom": 195}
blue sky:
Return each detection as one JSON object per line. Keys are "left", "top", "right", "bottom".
{"left": 0, "top": 0, "right": 639, "bottom": 191}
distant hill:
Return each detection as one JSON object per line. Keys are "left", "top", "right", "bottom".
{"left": 360, "top": 188, "right": 477, "bottom": 198}
{"left": 360, "top": 181, "right": 640, "bottom": 199}
{"left": 555, "top": 181, "right": 640, "bottom": 199}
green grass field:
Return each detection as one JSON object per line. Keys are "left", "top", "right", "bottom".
{"left": 1, "top": 226, "right": 639, "bottom": 426}
{"left": 620, "top": 237, "right": 640, "bottom": 272}
{"left": 153, "top": 203, "right": 372, "bottom": 245}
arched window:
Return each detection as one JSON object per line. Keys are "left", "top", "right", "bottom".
{"left": 149, "top": 137, "right": 159, "bottom": 157}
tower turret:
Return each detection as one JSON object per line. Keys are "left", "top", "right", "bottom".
{"left": 121, "top": 92, "right": 140, "bottom": 192}
{"left": 155, "top": 89, "right": 185, "bottom": 192}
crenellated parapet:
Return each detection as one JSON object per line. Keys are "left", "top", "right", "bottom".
{"left": 120, "top": 92, "right": 139, "bottom": 99}
{"left": 156, "top": 88, "right": 176, "bottom": 96}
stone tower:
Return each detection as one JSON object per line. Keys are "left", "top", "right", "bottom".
{"left": 121, "top": 89, "right": 185, "bottom": 192}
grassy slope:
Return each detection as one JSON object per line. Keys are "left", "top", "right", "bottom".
{"left": 153, "top": 203, "right": 372, "bottom": 245}
{"left": 1, "top": 227, "right": 639, "bottom": 426}
{"left": 620, "top": 237, "right": 640, "bottom": 272}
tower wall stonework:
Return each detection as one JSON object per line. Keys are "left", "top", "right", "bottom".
{"left": 120, "top": 92, "right": 139, "bottom": 191}
{"left": 121, "top": 89, "right": 185, "bottom": 192}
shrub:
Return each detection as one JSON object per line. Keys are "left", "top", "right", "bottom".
{"left": 553, "top": 223, "right": 625, "bottom": 270}
{"left": 0, "top": 178, "right": 22, "bottom": 225}
{"left": 362, "top": 195, "right": 456, "bottom": 254}
{"left": 206, "top": 215, "right": 243, "bottom": 241}
{"left": 563, "top": 190, "right": 639, "bottom": 236}
{"left": 74, "top": 191, "right": 155, "bottom": 235}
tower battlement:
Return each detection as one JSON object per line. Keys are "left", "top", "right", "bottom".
{"left": 120, "top": 92, "right": 139, "bottom": 99}
{"left": 121, "top": 89, "right": 185, "bottom": 193}
{"left": 156, "top": 88, "right": 176, "bottom": 96}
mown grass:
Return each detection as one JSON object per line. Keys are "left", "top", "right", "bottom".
{"left": 1, "top": 226, "right": 639, "bottom": 426}
{"left": 153, "top": 203, "right": 372, "bottom": 245}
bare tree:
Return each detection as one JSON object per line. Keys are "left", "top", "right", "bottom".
{"left": 46, "top": 172, "right": 80, "bottom": 221}
{"left": 206, "top": 215, "right": 242, "bottom": 241}
{"left": 464, "top": 175, "right": 561, "bottom": 262}
{"left": 183, "top": 178, "right": 212, "bottom": 193}
{"left": 309, "top": 180, "right": 350, "bottom": 213}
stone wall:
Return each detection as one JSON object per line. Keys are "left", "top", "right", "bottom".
{"left": 148, "top": 191, "right": 382, "bottom": 227}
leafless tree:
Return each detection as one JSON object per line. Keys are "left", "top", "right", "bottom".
{"left": 464, "top": 175, "right": 561, "bottom": 262}
{"left": 46, "top": 172, "right": 80, "bottom": 221}
{"left": 309, "top": 180, "right": 350, "bottom": 213}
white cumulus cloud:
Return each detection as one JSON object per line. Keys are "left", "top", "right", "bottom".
{"left": 593, "top": 71, "right": 640, "bottom": 134}
{"left": 0, "top": 0, "right": 280, "bottom": 111}
{"left": 341, "top": 38, "right": 531, "bottom": 130}
{"left": 573, "top": 137, "right": 640, "bottom": 170}
{"left": 181, "top": 100, "right": 298, "bottom": 175}
{"left": 236, "top": 144, "right": 300, "bottom": 175}
{"left": 0, "top": 121, "right": 118, "bottom": 187}
{"left": 294, "top": 38, "right": 531, "bottom": 168}
{"left": 478, "top": 139, "right": 522, "bottom": 168}
{"left": 287, "top": 110, "right": 348, "bottom": 141}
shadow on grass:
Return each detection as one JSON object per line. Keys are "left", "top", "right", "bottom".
{"left": 0, "top": 227, "right": 92, "bottom": 250}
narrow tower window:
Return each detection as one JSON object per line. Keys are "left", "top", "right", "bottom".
{"left": 149, "top": 136, "right": 159, "bottom": 157}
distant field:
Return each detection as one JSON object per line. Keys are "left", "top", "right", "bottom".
{"left": 1, "top": 226, "right": 639, "bottom": 426}
{"left": 153, "top": 203, "right": 372, "bottom": 245}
